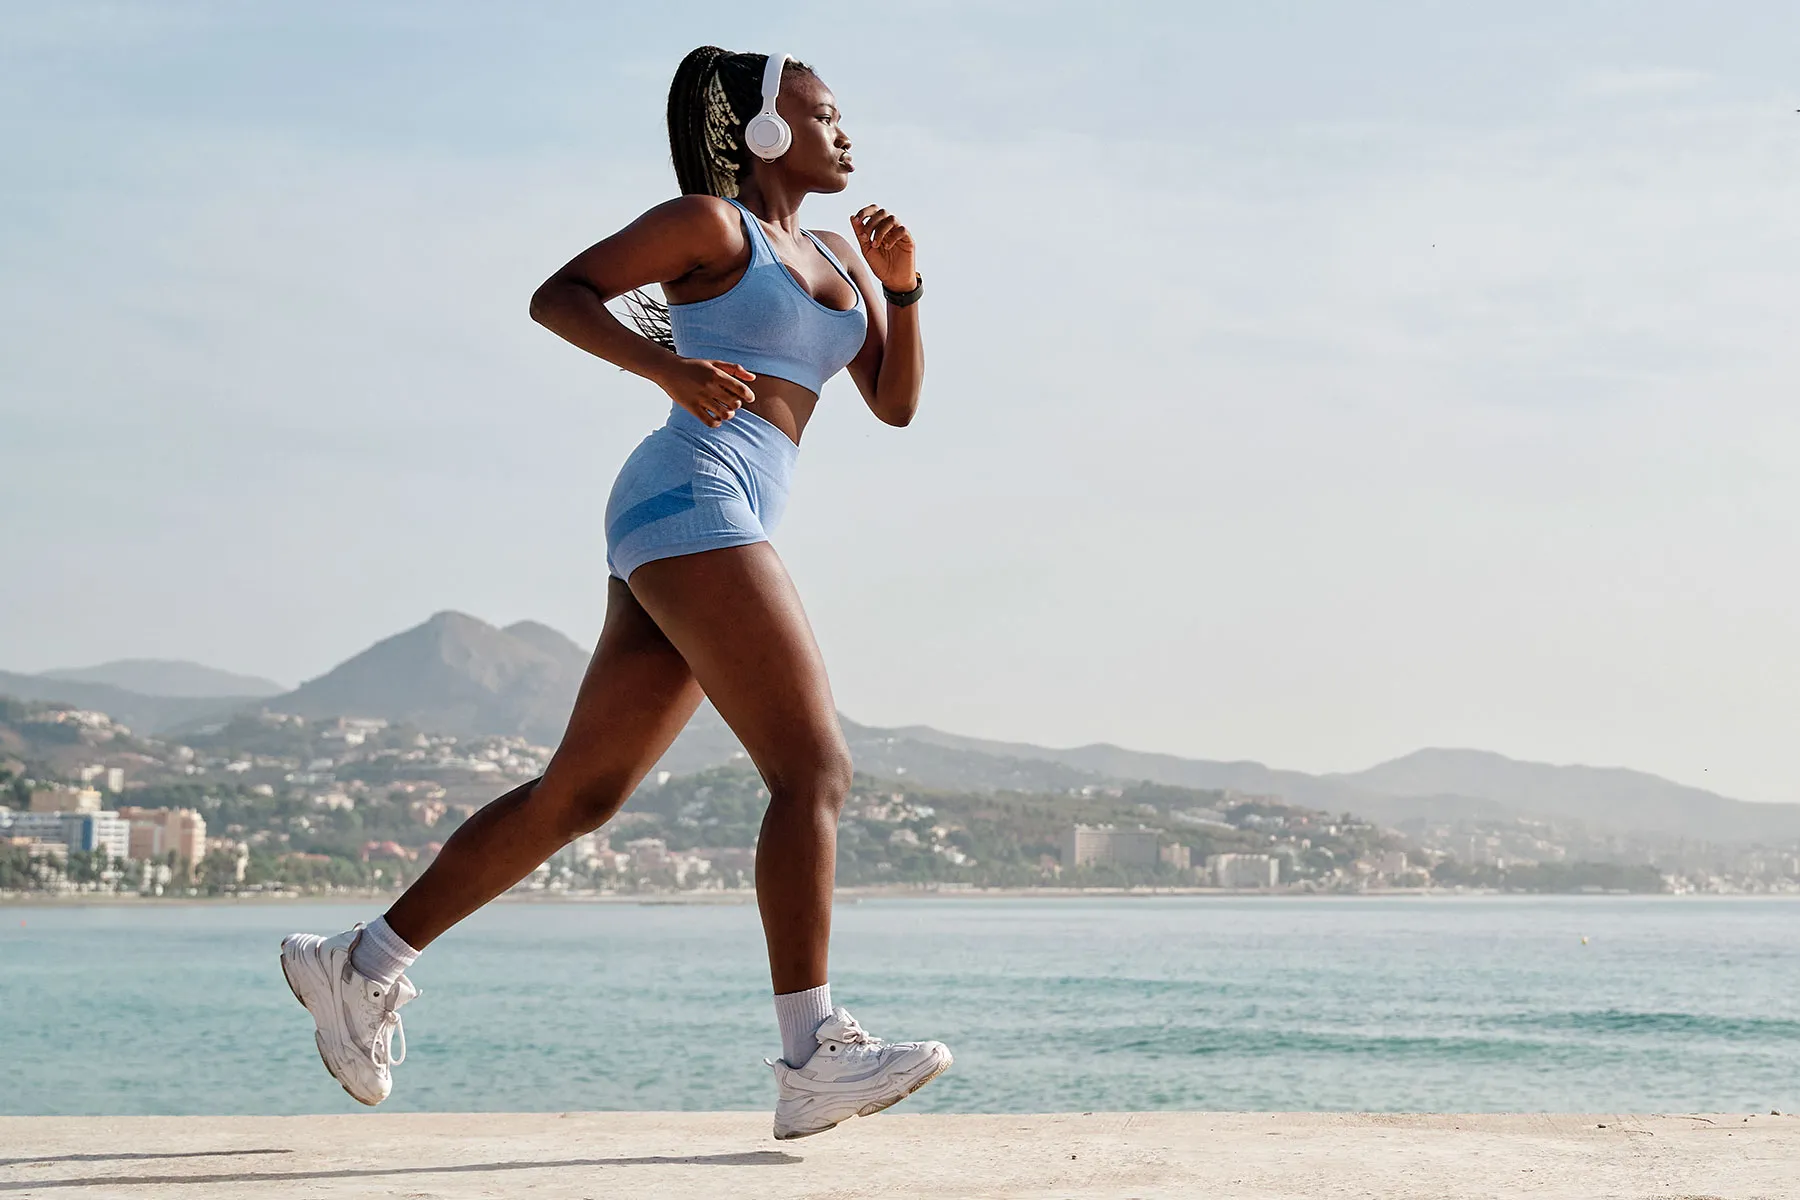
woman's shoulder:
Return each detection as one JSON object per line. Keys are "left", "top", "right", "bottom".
{"left": 643, "top": 192, "right": 743, "bottom": 228}
{"left": 631, "top": 194, "right": 749, "bottom": 258}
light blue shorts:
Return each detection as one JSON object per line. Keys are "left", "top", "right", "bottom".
{"left": 605, "top": 404, "right": 799, "bottom": 582}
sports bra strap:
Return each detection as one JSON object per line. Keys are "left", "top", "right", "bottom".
{"left": 800, "top": 229, "right": 856, "bottom": 289}
{"left": 723, "top": 197, "right": 775, "bottom": 266}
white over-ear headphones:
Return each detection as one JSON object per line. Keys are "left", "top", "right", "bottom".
{"left": 744, "top": 52, "right": 792, "bottom": 162}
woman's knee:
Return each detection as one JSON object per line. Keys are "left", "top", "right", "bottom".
{"left": 766, "top": 744, "right": 854, "bottom": 816}
{"left": 530, "top": 772, "right": 629, "bottom": 837}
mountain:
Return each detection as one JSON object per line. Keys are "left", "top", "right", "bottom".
{"left": 867, "top": 725, "right": 1374, "bottom": 810}
{"left": 1331, "top": 748, "right": 1800, "bottom": 844}
{"left": 838, "top": 720, "right": 1154, "bottom": 794}
{"left": 253, "top": 612, "right": 1800, "bottom": 843}
{"left": 500, "top": 621, "right": 590, "bottom": 663}
{"left": 0, "top": 670, "right": 250, "bottom": 733}
{"left": 800, "top": 726, "right": 1800, "bottom": 842}
{"left": 840, "top": 729, "right": 1800, "bottom": 842}
{"left": 40, "top": 659, "right": 286, "bottom": 698}
{"left": 251, "top": 614, "right": 1117, "bottom": 793}
{"left": 266, "top": 612, "right": 590, "bottom": 745}
{"left": 12, "top": 611, "right": 1796, "bottom": 846}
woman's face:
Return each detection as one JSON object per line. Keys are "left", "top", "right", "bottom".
{"left": 768, "top": 71, "right": 852, "bottom": 194}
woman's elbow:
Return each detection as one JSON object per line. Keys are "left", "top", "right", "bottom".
{"left": 527, "top": 282, "right": 560, "bottom": 327}
{"left": 879, "top": 401, "right": 919, "bottom": 428}
{"left": 531, "top": 275, "right": 592, "bottom": 327}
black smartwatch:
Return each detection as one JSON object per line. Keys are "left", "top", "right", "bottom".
{"left": 882, "top": 272, "right": 924, "bottom": 307}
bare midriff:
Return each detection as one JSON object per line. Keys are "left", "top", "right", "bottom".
{"left": 739, "top": 378, "right": 818, "bottom": 447}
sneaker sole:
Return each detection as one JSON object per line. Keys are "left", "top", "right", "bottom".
{"left": 279, "top": 937, "right": 384, "bottom": 1108}
{"left": 775, "top": 1047, "right": 954, "bottom": 1140}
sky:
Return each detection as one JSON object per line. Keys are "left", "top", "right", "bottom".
{"left": 2, "top": 2, "right": 1796, "bottom": 802}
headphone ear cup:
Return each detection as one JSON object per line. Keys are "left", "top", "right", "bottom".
{"left": 745, "top": 112, "right": 791, "bottom": 161}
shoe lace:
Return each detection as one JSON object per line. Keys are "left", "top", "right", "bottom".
{"left": 822, "top": 1009, "right": 884, "bottom": 1049}
{"left": 376, "top": 993, "right": 407, "bottom": 1067}
{"left": 339, "top": 930, "right": 409, "bottom": 1068}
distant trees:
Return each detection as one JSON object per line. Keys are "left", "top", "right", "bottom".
{"left": 0, "top": 844, "right": 40, "bottom": 890}
{"left": 196, "top": 850, "right": 241, "bottom": 894}
{"left": 1430, "top": 859, "right": 1666, "bottom": 893}
{"left": 63, "top": 850, "right": 119, "bottom": 885}
{"left": 242, "top": 851, "right": 372, "bottom": 891}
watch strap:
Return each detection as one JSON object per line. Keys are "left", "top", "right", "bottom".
{"left": 882, "top": 272, "right": 924, "bottom": 307}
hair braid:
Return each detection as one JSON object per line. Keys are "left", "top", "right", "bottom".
{"left": 622, "top": 47, "right": 814, "bottom": 348}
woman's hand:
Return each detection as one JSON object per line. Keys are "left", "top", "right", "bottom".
{"left": 852, "top": 204, "right": 918, "bottom": 293}
{"left": 654, "top": 357, "right": 757, "bottom": 427}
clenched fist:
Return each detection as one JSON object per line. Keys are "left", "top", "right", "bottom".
{"left": 852, "top": 204, "right": 918, "bottom": 293}
{"left": 656, "top": 356, "right": 756, "bottom": 427}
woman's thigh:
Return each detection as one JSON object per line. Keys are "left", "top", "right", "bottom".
{"left": 626, "top": 542, "right": 850, "bottom": 790}
{"left": 537, "top": 576, "right": 708, "bottom": 806}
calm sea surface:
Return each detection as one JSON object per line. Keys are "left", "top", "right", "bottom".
{"left": 2, "top": 896, "right": 1796, "bottom": 1116}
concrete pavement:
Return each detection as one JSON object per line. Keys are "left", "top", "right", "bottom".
{"left": 2, "top": 1111, "right": 1795, "bottom": 1198}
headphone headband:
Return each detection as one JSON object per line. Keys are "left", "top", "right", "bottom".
{"left": 760, "top": 51, "right": 789, "bottom": 104}
{"left": 745, "top": 51, "right": 793, "bottom": 162}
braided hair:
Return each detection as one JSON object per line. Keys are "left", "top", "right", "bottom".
{"left": 623, "top": 47, "right": 814, "bottom": 349}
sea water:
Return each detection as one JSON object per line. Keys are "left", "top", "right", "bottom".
{"left": 2, "top": 896, "right": 1795, "bottom": 1116}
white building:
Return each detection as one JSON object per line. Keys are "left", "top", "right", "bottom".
{"left": 1064, "top": 825, "right": 1159, "bottom": 868}
{"left": 71, "top": 812, "right": 130, "bottom": 862}
{"left": 74, "top": 765, "right": 126, "bottom": 792}
{"left": 1207, "top": 853, "right": 1280, "bottom": 888}
{"left": 4, "top": 810, "right": 130, "bottom": 862}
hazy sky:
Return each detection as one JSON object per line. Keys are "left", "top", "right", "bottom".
{"left": 3, "top": 3, "right": 1796, "bottom": 802}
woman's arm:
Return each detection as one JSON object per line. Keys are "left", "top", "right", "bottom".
{"left": 529, "top": 195, "right": 760, "bottom": 427}
{"left": 819, "top": 204, "right": 923, "bottom": 427}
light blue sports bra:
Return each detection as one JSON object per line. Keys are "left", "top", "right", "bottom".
{"left": 666, "top": 197, "right": 867, "bottom": 396}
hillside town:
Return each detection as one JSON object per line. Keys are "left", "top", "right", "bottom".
{"left": 3, "top": 697, "right": 1797, "bottom": 898}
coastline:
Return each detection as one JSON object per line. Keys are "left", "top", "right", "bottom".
{"left": 4, "top": 884, "right": 1794, "bottom": 908}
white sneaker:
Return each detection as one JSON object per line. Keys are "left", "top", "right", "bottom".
{"left": 279, "top": 926, "right": 418, "bottom": 1106}
{"left": 768, "top": 1007, "right": 953, "bottom": 1140}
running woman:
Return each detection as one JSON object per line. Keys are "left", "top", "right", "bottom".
{"left": 278, "top": 47, "right": 950, "bottom": 1140}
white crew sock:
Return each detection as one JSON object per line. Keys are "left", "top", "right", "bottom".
{"left": 348, "top": 916, "right": 420, "bottom": 988}
{"left": 774, "top": 983, "right": 833, "bottom": 1067}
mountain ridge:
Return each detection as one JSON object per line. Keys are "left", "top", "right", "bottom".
{"left": 1329, "top": 746, "right": 1797, "bottom": 844}
{"left": 0, "top": 670, "right": 254, "bottom": 733}
{"left": 39, "top": 659, "right": 286, "bottom": 698}
{"left": 867, "top": 726, "right": 1800, "bottom": 840}
{"left": 5, "top": 612, "right": 1795, "bottom": 843}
